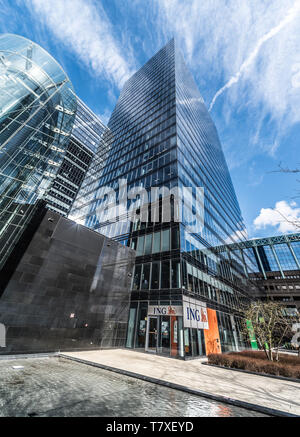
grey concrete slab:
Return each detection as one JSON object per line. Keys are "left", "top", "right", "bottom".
{"left": 61, "top": 349, "right": 300, "bottom": 416}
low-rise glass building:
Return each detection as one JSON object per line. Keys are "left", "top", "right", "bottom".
{"left": 228, "top": 233, "right": 300, "bottom": 316}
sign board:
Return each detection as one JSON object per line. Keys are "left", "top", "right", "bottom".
{"left": 183, "top": 297, "right": 209, "bottom": 330}
{"left": 148, "top": 305, "right": 183, "bottom": 317}
{"left": 246, "top": 320, "right": 258, "bottom": 350}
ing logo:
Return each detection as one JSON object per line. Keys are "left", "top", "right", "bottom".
{"left": 167, "top": 306, "right": 176, "bottom": 315}
{"left": 201, "top": 308, "right": 208, "bottom": 323}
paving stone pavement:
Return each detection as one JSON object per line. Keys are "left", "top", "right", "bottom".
{"left": 0, "top": 356, "right": 267, "bottom": 417}
{"left": 61, "top": 349, "right": 300, "bottom": 416}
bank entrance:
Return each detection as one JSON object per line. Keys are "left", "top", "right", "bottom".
{"left": 126, "top": 298, "right": 211, "bottom": 358}
{"left": 145, "top": 315, "right": 182, "bottom": 356}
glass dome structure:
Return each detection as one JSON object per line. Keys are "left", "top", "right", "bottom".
{"left": 0, "top": 33, "right": 77, "bottom": 268}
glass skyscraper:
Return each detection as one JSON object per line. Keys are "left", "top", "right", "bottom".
{"left": 45, "top": 97, "right": 106, "bottom": 216}
{"left": 71, "top": 39, "right": 255, "bottom": 358}
{"left": 69, "top": 122, "right": 113, "bottom": 226}
{"left": 0, "top": 34, "right": 76, "bottom": 268}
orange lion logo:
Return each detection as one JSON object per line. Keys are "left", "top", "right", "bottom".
{"left": 168, "top": 306, "right": 176, "bottom": 315}
{"left": 201, "top": 308, "right": 208, "bottom": 323}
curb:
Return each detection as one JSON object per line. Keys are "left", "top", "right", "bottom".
{"left": 0, "top": 352, "right": 58, "bottom": 361}
{"left": 58, "top": 353, "right": 299, "bottom": 418}
{"left": 203, "top": 363, "right": 300, "bottom": 384}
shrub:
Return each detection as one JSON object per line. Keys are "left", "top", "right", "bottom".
{"left": 231, "top": 350, "right": 300, "bottom": 366}
{"left": 207, "top": 352, "right": 300, "bottom": 379}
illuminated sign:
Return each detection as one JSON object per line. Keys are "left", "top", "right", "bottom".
{"left": 148, "top": 305, "right": 183, "bottom": 316}
{"left": 183, "top": 297, "right": 209, "bottom": 330}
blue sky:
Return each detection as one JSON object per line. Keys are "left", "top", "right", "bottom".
{"left": 1, "top": 0, "right": 300, "bottom": 239}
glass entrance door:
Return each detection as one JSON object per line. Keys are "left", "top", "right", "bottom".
{"left": 159, "top": 316, "right": 170, "bottom": 355}
{"left": 146, "top": 317, "right": 158, "bottom": 353}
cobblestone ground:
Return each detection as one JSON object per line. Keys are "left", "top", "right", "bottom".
{"left": 0, "top": 357, "right": 268, "bottom": 417}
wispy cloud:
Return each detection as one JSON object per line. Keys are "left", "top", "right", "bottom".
{"left": 209, "top": 2, "right": 300, "bottom": 111}
{"left": 156, "top": 0, "right": 300, "bottom": 154}
{"left": 254, "top": 200, "right": 300, "bottom": 233}
{"left": 97, "top": 108, "right": 111, "bottom": 126}
{"left": 24, "top": 0, "right": 135, "bottom": 88}
{"left": 247, "top": 162, "right": 264, "bottom": 187}
{"left": 12, "top": 0, "right": 300, "bottom": 169}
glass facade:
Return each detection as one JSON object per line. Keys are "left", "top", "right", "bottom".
{"left": 71, "top": 39, "right": 252, "bottom": 357}
{"left": 241, "top": 239, "right": 300, "bottom": 276}
{"left": 273, "top": 243, "right": 298, "bottom": 271}
{"left": 69, "top": 122, "right": 113, "bottom": 227}
{"left": 46, "top": 98, "right": 106, "bottom": 216}
{"left": 0, "top": 34, "right": 76, "bottom": 268}
{"left": 230, "top": 234, "right": 300, "bottom": 315}
{"left": 259, "top": 245, "right": 279, "bottom": 272}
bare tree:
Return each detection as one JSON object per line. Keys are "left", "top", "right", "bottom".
{"left": 276, "top": 209, "right": 300, "bottom": 231}
{"left": 241, "top": 300, "right": 299, "bottom": 361}
{"left": 269, "top": 163, "right": 300, "bottom": 230}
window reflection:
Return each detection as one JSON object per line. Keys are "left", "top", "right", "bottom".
{"left": 162, "top": 229, "right": 170, "bottom": 252}
{"left": 132, "top": 265, "right": 142, "bottom": 290}
{"left": 161, "top": 261, "right": 170, "bottom": 289}
{"left": 151, "top": 262, "right": 160, "bottom": 289}
{"left": 141, "top": 263, "right": 151, "bottom": 290}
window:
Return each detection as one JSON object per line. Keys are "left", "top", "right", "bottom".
{"left": 171, "top": 260, "right": 181, "bottom": 288}
{"left": 144, "top": 234, "right": 152, "bottom": 255}
{"left": 170, "top": 136, "right": 177, "bottom": 146}
{"left": 274, "top": 244, "right": 298, "bottom": 271}
{"left": 132, "top": 265, "right": 142, "bottom": 290}
{"left": 171, "top": 227, "right": 179, "bottom": 250}
{"left": 291, "top": 242, "right": 300, "bottom": 265}
{"left": 162, "top": 229, "right": 170, "bottom": 252}
{"left": 151, "top": 262, "right": 160, "bottom": 289}
{"left": 141, "top": 264, "right": 151, "bottom": 290}
{"left": 181, "top": 260, "right": 188, "bottom": 289}
{"left": 187, "top": 263, "right": 194, "bottom": 292}
{"left": 152, "top": 231, "right": 161, "bottom": 254}
{"left": 136, "top": 235, "right": 145, "bottom": 256}
{"left": 194, "top": 276, "right": 200, "bottom": 294}
{"left": 161, "top": 261, "right": 170, "bottom": 289}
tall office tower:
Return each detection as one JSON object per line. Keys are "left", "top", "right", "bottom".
{"left": 0, "top": 34, "right": 76, "bottom": 268}
{"left": 69, "top": 120, "right": 113, "bottom": 225}
{"left": 45, "top": 98, "right": 106, "bottom": 216}
{"left": 72, "top": 40, "right": 254, "bottom": 358}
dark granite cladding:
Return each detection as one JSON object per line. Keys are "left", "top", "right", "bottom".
{"left": 0, "top": 200, "right": 47, "bottom": 298}
{"left": 0, "top": 210, "right": 135, "bottom": 354}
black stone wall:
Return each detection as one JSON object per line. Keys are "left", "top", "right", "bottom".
{"left": 0, "top": 210, "right": 135, "bottom": 354}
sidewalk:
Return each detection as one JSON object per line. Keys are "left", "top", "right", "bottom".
{"left": 60, "top": 349, "right": 300, "bottom": 416}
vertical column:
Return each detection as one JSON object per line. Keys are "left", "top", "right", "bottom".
{"left": 287, "top": 242, "right": 300, "bottom": 269}
{"left": 271, "top": 245, "right": 285, "bottom": 279}
{"left": 230, "top": 315, "right": 239, "bottom": 352}
{"left": 254, "top": 246, "right": 267, "bottom": 280}
{"left": 240, "top": 248, "right": 249, "bottom": 278}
